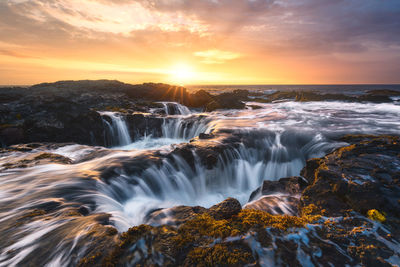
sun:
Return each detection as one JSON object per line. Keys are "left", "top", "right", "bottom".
{"left": 168, "top": 63, "right": 195, "bottom": 85}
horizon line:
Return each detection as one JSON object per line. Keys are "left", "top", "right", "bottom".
{"left": 1, "top": 80, "right": 400, "bottom": 88}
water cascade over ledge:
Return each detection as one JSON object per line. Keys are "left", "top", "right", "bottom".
{"left": 1, "top": 99, "right": 400, "bottom": 266}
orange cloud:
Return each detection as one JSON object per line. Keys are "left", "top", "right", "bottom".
{"left": 194, "top": 49, "right": 241, "bottom": 64}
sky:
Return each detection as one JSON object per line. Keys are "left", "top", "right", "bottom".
{"left": 0, "top": 0, "right": 399, "bottom": 85}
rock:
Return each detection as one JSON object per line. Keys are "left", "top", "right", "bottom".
{"left": 248, "top": 104, "right": 263, "bottom": 110}
{"left": 0, "top": 80, "right": 253, "bottom": 147}
{"left": 300, "top": 135, "right": 400, "bottom": 218}
{"left": 125, "top": 114, "right": 164, "bottom": 139}
{"left": 0, "top": 126, "right": 24, "bottom": 145}
{"left": 208, "top": 197, "right": 242, "bottom": 220}
{"left": 246, "top": 177, "right": 308, "bottom": 216}
{"left": 244, "top": 195, "right": 300, "bottom": 215}
{"left": 78, "top": 206, "right": 90, "bottom": 216}
{"left": 295, "top": 91, "right": 355, "bottom": 102}
{"left": 198, "top": 133, "right": 214, "bottom": 139}
{"left": 2, "top": 151, "right": 72, "bottom": 169}
{"left": 188, "top": 90, "right": 213, "bottom": 108}
{"left": 146, "top": 205, "right": 207, "bottom": 226}
{"left": 125, "top": 83, "right": 190, "bottom": 104}
{"left": 248, "top": 176, "right": 308, "bottom": 201}
{"left": 205, "top": 91, "right": 247, "bottom": 111}
{"left": 77, "top": 135, "right": 400, "bottom": 267}
{"left": 358, "top": 89, "right": 400, "bottom": 103}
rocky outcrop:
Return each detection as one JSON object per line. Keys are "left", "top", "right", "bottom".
{"left": 76, "top": 135, "right": 400, "bottom": 266}
{"left": 300, "top": 135, "right": 400, "bottom": 218}
{"left": 0, "top": 80, "right": 249, "bottom": 147}
{"left": 250, "top": 89, "right": 400, "bottom": 103}
{"left": 248, "top": 176, "right": 308, "bottom": 202}
{"left": 3, "top": 134, "right": 399, "bottom": 266}
{"left": 245, "top": 176, "right": 309, "bottom": 215}
{"left": 205, "top": 90, "right": 248, "bottom": 111}
{"left": 2, "top": 80, "right": 398, "bottom": 147}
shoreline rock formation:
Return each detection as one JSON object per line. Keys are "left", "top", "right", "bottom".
{"left": 76, "top": 135, "right": 400, "bottom": 266}
{"left": 1, "top": 79, "right": 400, "bottom": 147}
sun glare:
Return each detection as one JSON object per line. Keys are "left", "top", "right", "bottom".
{"left": 169, "top": 63, "right": 195, "bottom": 85}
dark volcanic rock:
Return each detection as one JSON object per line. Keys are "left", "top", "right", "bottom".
{"left": 244, "top": 195, "right": 300, "bottom": 215}
{"left": 245, "top": 176, "right": 308, "bottom": 215}
{"left": 125, "top": 113, "right": 164, "bottom": 140}
{"left": 0, "top": 80, "right": 251, "bottom": 146}
{"left": 205, "top": 90, "right": 248, "bottom": 111}
{"left": 76, "top": 135, "right": 400, "bottom": 267}
{"left": 208, "top": 197, "right": 242, "bottom": 220}
{"left": 145, "top": 198, "right": 241, "bottom": 225}
{"left": 146, "top": 206, "right": 207, "bottom": 226}
{"left": 248, "top": 176, "right": 308, "bottom": 201}
{"left": 300, "top": 135, "right": 400, "bottom": 218}
{"left": 295, "top": 91, "right": 356, "bottom": 102}
{"left": 358, "top": 89, "right": 400, "bottom": 103}
{"left": 188, "top": 90, "right": 213, "bottom": 108}
{"left": 1, "top": 151, "right": 72, "bottom": 169}
{"left": 125, "top": 83, "right": 190, "bottom": 104}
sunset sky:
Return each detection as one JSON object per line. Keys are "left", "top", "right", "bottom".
{"left": 0, "top": 0, "right": 399, "bottom": 85}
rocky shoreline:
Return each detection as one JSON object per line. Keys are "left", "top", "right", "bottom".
{"left": 73, "top": 135, "right": 400, "bottom": 266}
{"left": 1, "top": 80, "right": 400, "bottom": 266}
{"left": 1, "top": 80, "right": 400, "bottom": 147}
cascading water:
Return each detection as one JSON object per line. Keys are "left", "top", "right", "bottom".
{"left": 1, "top": 99, "right": 400, "bottom": 266}
{"left": 160, "top": 102, "right": 191, "bottom": 115}
{"left": 161, "top": 117, "right": 212, "bottom": 140}
{"left": 100, "top": 112, "right": 132, "bottom": 146}
{"left": 100, "top": 107, "right": 213, "bottom": 150}
{"left": 97, "top": 129, "right": 341, "bottom": 230}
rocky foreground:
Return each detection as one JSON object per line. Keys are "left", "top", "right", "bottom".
{"left": 1, "top": 80, "right": 400, "bottom": 266}
{"left": 62, "top": 135, "right": 397, "bottom": 267}
{"left": 4, "top": 135, "right": 398, "bottom": 266}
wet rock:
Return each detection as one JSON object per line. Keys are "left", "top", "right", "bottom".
{"left": 248, "top": 176, "right": 308, "bottom": 201}
{"left": 0, "top": 126, "right": 24, "bottom": 146}
{"left": 32, "top": 200, "right": 63, "bottom": 213}
{"left": 253, "top": 89, "right": 400, "bottom": 104}
{"left": 93, "top": 213, "right": 112, "bottom": 225}
{"left": 125, "top": 113, "right": 164, "bottom": 139}
{"left": 77, "top": 135, "right": 400, "bottom": 267}
{"left": 7, "top": 143, "right": 45, "bottom": 152}
{"left": 358, "top": 89, "right": 400, "bottom": 103}
{"left": 198, "top": 133, "right": 214, "bottom": 139}
{"left": 300, "top": 135, "right": 400, "bottom": 218}
{"left": 247, "top": 104, "right": 263, "bottom": 109}
{"left": 246, "top": 177, "right": 308, "bottom": 215}
{"left": 244, "top": 195, "right": 300, "bottom": 215}
{"left": 0, "top": 80, "right": 252, "bottom": 147}
{"left": 146, "top": 205, "right": 207, "bottom": 226}
{"left": 208, "top": 197, "right": 242, "bottom": 220}
{"left": 78, "top": 206, "right": 90, "bottom": 216}
{"left": 2, "top": 151, "right": 72, "bottom": 169}
{"left": 295, "top": 91, "right": 356, "bottom": 102}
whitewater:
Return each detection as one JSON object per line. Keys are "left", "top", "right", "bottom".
{"left": 0, "top": 100, "right": 400, "bottom": 266}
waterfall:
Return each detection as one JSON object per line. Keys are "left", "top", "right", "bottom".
{"left": 161, "top": 102, "right": 191, "bottom": 115}
{"left": 100, "top": 112, "right": 132, "bottom": 146}
{"left": 97, "top": 130, "right": 341, "bottom": 229}
{"left": 161, "top": 117, "right": 212, "bottom": 140}
{"left": 98, "top": 108, "right": 213, "bottom": 150}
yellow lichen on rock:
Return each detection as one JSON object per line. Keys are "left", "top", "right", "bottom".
{"left": 187, "top": 244, "right": 252, "bottom": 266}
{"left": 367, "top": 209, "right": 386, "bottom": 222}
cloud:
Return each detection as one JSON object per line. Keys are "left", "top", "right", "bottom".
{"left": 1, "top": 0, "right": 400, "bottom": 83}
{"left": 194, "top": 49, "right": 241, "bottom": 64}
{"left": 0, "top": 49, "right": 38, "bottom": 59}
